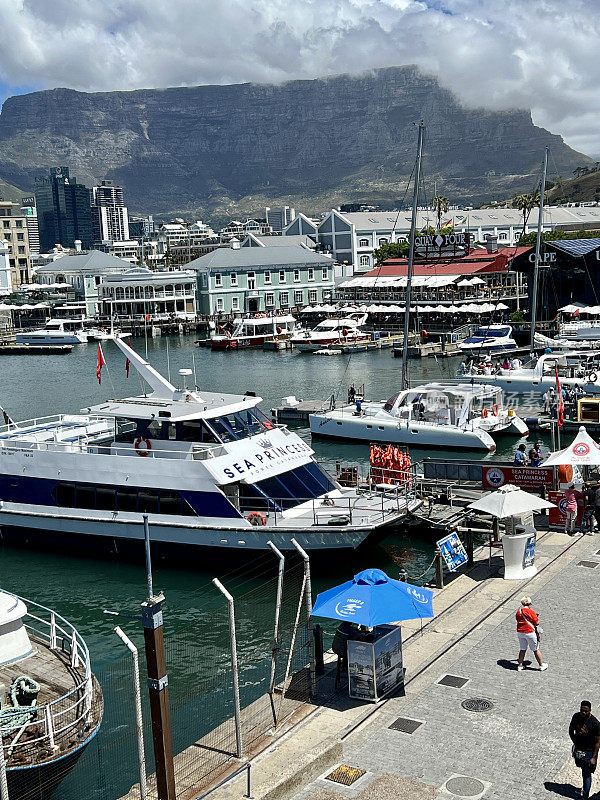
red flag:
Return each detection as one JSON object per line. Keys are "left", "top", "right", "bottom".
{"left": 125, "top": 339, "right": 131, "bottom": 378}
{"left": 555, "top": 366, "right": 564, "bottom": 428}
{"left": 96, "top": 344, "right": 106, "bottom": 384}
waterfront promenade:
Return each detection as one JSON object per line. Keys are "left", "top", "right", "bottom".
{"left": 207, "top": 529, "right": 600, "bottom": 800}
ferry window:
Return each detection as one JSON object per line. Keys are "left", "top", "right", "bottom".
{"left": 175, "top": 420, "right": 220, "bottom": 443}
{"left": 159, "top": 490, "right": 181, "bottom": 515}
{"left": 209, "top": 416, "right": 238, "bottom": 442}
{"left": 383, "top": 393, "right": 401, "bottom": 412}
{"left": 138, "top": 490, "right": 160, "bottom": 514}
{"left": 96, "top": 486, "right": 116, "bottom": 511}
{"left": 76, "top": 485, "right": 95, "bottom": 509}
{"left": 116, "top": 488, "right": 137, "bottom": 512}
{"left": 56, "top": 483, "right": 76, "bottom": 507}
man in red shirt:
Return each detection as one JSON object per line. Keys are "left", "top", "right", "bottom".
{"left": 516, "top": 596, "right": 548, "bottom": 671}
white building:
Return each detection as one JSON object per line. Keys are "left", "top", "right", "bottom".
{"left": 313, "top": 205, "right": 600, "bottom": 274}
{"left": 264, "top": 206, "right": 295, "bottom": 232}
{"left": 0, "top": 240, "right": 11, "bottom": 294}
{"left": 91, "top": 180, "right": 130, "bottom": 242}
{"left": 99, "top": 268, "right": 197, "bottom": 320}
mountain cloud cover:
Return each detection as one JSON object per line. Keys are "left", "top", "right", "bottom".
{"left": 1, "top": 0, "right": 599, "bottom": 155}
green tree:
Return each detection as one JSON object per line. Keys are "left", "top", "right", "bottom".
{"left": 431, "top": 195, "right": 450, "bottom": 230}
{"left": 513, "top": 192, "right": 539, "bottom": 238}
{"left": 372, "top": 240, "right": 409, "bottom": 266}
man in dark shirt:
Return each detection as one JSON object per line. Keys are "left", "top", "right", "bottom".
{"left": 580, "top": 483, "right": 597, "bottom": 535}
{"left": 569, "top": 700, "right": 600, "bottom": 798}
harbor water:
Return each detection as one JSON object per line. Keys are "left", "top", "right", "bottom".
{"left": 0, "top": 335, "right": 550, "bottom": 798}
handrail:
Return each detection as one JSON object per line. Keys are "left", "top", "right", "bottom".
{"left": 0, "top": 591, "right": 93, "bottom": 759}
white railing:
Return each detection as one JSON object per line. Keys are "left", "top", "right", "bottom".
{"left": 0, "top": 593, "right": 95, "bottom": 761}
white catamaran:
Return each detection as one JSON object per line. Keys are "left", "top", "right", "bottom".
{"left": 0, "top": 338, "right": 419, "bottom": 552}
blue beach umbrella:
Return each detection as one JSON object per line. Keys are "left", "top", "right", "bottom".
{"left": 311, "top": 568, "right": 434, "bottom": 627}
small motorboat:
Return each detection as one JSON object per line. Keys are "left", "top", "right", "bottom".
{"left": 16, "top": 319, "right": 88, "bottom": 345}
{"left": 458, "top": 324, "right": 517, "bottom": 355}
{"left": 290, "top": 315, "right": 369, "bottom": 352}
{"left": 210, "top": 314, "right": 299, "bottom": 349}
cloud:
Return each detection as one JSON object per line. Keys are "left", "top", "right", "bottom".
{"left": 0, "top": 0, "right": 599, "bottom": 154}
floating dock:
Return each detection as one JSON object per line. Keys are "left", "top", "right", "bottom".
{"left": 0, "top": 343, "right": 73, "bottom": 355}
{"left": 271, "top": 399, "right": 331, "bottom": 422}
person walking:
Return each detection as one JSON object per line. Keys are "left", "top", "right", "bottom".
{"left": 569, "top": 700, "right": 600, "bottom": 799}
{"left": 516, "top": 596, "right": 547, "bottom": 671}
{"left": 564, "top": 483, "right": 581, "bottom": 535}
{"left": 580, "top": 482, "right": 597, "bottom": 535}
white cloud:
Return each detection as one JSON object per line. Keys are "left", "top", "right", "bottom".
{"left": 0, "top": 0, "right": 599, "bottom": 154}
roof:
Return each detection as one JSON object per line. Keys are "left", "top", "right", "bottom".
{"left": 548, "top": 238, "right": 600, "bottom": 256}
{"left": 366, "top": 247, "right": 531, "bottom": 277}
{"left": 186, "top": 245, "right": 333, "bottom": 270}
{"left": 36, "top": 250, "right": 133, "bottom": 274}
{"left": 254, "top": 235, "right": 316, "bottom": 248}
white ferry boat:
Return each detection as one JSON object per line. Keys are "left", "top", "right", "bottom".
{"left": 290, "top": 316, "right": 369, "bottom": 352}
{"left": 458, "top": 324, "right": 517, "bottom": 355}
{"left": 309, "top": 382, "right": 528, "bottom": 451}
{"left": 210, "top": 315, "right": 299, "bottom": 350}
{"left": 461, "top": 350, "right": 600, "bottom": 395}
{"left": 0, "top": 338, "right": 418, "bottom": 552}
{"left": 16, "top": 319, "right": 88, "bottom": 345}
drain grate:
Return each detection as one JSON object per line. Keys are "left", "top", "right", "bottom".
{"left": 461, "top": 698, "right": 494, "bottom": 713}
{"left": 444, "top": 776, "right": 486, "bottom": 797}
{"left": 578, "top": 560, "right": 599, "bottom": 568}
{"left": 388, "top": 717, "right": 423, "bottom": 734}
{"left": 438, "top": 674, "right": 469, "bottom": 688}
{"left": 325, "top": 765, "right": 366, "bottom": 786}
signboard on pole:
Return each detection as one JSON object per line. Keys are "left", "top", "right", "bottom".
{"left": 482, "top": 466, "right": 554, "bottom": 492}
{"left": 436, "top": 531, "right": 468, "bottom": 572}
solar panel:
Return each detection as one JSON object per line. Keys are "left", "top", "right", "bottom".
{"left": 551, "top": 238, "right": 600, "bottom": 257}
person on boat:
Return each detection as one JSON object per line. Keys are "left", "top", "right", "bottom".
{"left": 355, "top": 398, "right": 362, "bottom": 416}
{"left": 529, "top": 442, "right": 543, "bottom": 467}
{"left": 348, "top": 384, "right": 356, "bottom": 403}
{"left": 502, "top": 357, "right": 511, "bottom": 370}
{"left": 511, "top": 357, "right": 523, "bottom": 369}
{"left": 514, "top": 443, "right": 528, "bottom": 466}
{"left": 459, "top": 361, "right": 467, "bottom": 375}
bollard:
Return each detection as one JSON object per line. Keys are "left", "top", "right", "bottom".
{"left": 313, "top": 625, "right": 325, "bottom": 675}
{"left": 466, "top": 529, "right": 474, "bottom": 567}
{"left": 399, "top": 569, "right": 408, "bottom": 583}
{"left": 435, "top": 548, "right": 444, "bottom": 588}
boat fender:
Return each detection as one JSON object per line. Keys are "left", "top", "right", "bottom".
{"left": 342, "top": 328, "right": 349, "bottom": 337}
{"left": 247, "top": 511, "right": 266, "bottom": 526}
{"left": 481, "top": 408, "right": 488, "bottom": 418}
{"left": 492, "top": 404, "right": 499, "bottom": 416}
{"left": 588, "top": 372, "right": 598, "bottom": 383}
{"left": 421, "top": 329, "right": 428, "bottom": 339}
{"left": 276, "top": 326, "right": 283, "bottom": 334}
{"left": 134, "top": 437, "right": 152, "bottom": 456}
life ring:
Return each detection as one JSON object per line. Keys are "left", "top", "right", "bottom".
{"left": 247, "top": 511, "right": 266, "bottom": 526}
{"left": 481, "top": 408, "right": 488, "bottom": 419}
{"left": 492, "top": 404, "right": 499, "bottom": 416}
{"left": 421, "top": 329, "right": 428, "bottom": 339}
{"left": 588, "top": 372, "right": 598, "bottom": 383}
{"left": 342, "top": 328, "right": 349, "bottom": 337}
{"left": 276, "top": 326, "right": 283, "bottom": 334}
{"left": 134, "top": 437, "right": 152, "bottom": 456}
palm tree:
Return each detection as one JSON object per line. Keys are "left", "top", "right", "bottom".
{"left": 513, "top": 192, "right": 539, "bottom": 239}
{"left": 432, "top": 195, "right": 450, "bottom": 230}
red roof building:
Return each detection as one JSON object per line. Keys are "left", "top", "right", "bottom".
{"left": 366, "top": 246, "right": 531, "bottom": 277}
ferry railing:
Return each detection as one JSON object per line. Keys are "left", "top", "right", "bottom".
{"left": 0, "top": 592, "right": 94, "bottom": 761}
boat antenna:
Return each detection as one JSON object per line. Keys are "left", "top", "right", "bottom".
{"left": 401, "top": 120, "right": 425, "bottom": 391}
{"left": 529, "top": 146, "right": 549, "bottom": 357}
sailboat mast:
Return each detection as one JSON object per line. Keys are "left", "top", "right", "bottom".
{"left": 529, "top": 146, "right": 549, "bottom": 356}
{"left": 401, "top": 121, "right": 425, "bottom": 391}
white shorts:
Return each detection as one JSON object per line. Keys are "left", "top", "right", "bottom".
{"left": 518, "top": 632, "right": 539, "bottom": 651}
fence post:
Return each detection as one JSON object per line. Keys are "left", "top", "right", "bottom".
{"left": 291, "top": 539, "right": 316, "bottom": 699}
{"left": 70, "top": 630, "right": 79, "bottom": 668}
{"left": 0, "top": 736, "right": 8, "bottom": 800}
{"left": 115, "top": 626, "right": 148, "bottom": 800}
{"left": 45, "top": 705, "right": 58, "bottom": 751}
{"left": 49, "top": 612, "right": 57, "bottom": 651}
{"left": 213, "top": 579, "right": 243, "bottom": 758}
{"left": 267, "top": 541, "right": 285, "bottom": 724}
{"left": 465, "top": 528, "right": 474, "bottom": 567}
{"left": 435, "top": 548, "right": 444, "bottom": 588}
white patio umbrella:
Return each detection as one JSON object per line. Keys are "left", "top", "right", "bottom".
{"left": 496, "top": 302, "right": 509, "bottom": 310}
{"left": 470, "top": 277, "right": 486, "bottom": 285}
{"left": 468, "top": 484, "right": 556, "bottom": 518}
{"left": 542, "top": 426, "right": 600, "bottom": 466}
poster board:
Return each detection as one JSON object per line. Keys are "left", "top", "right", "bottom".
{"left": 374, "top": 626, "right": 403, "bottom": 699}
{"left": 436, "top": 531, "right": 468, "bottom": 572}
{"left": 482, "top": 466, "right": 554, "bottom": 491}
{"left": 347, "top": 639, "right": 376, "bottom": 701}
{"left": 522, "top": 533, "right": 536, "bottom": 569}
{"left": 348, "top": 625, "right": 404, "bottom": 702}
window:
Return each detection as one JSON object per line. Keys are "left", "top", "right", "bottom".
{"left": 232, "top": 296, "right": 240, "bottom": 311}
{"left": 309, "top": 289, "right": 318, "bottom": 302}
{"left": 16, "top": 233, "right": 24, "bottom": 241}
{"left": 498, "top": 232, "right": 507, "bottom": 240}
{"left": 294, "top": 290, "right": 303, "bottom": 305}
{"left": 293, "top": 269, "right": 300, "bottom": 282}
{"left": 18, "top": 246, "right": 25, "bottom": 254}
{"left": 247, "top": 271, "right": 256, "bottom": 290}
{"left": 321, "top": 268, "right": 328, "bottom": 280}
{"left": 359, "top": 255, "right": 370, "bottom": 267}
{"left": 308, "top": 268, "right": 314, "bottom": 281}
{"left": 214, "top": 273, "right": 223, "bottom": 287}
{"left": 359, "top": 238, "right": 369, "bottom": 247}
{"left": 2, "top": 221, "right": 9, "bottom": 230}
{"left": 216, "top": 297, "right": 224, "bottom": 312}
{"left": 230, "top": 273, "right": 238, "bottom": 286}
{"left": 15, "top": 220, "right": 23, "bottom": 228}
{"left": 280, "top": 291, "right": 289, "bottom": 306}
{"left": 279, "top": 270, "right": 286, "bottom": 283}
{"left": 265, "top": 292, "right": 275, "bottom": 306}
{"left": 378, "top": 238, "right": 388, "bottom": 246}
{"left": 264, "top": 271, "right": 271, "bottom": 284}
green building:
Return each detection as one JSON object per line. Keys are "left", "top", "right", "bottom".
{"left": 188, "top": 241, "right": 335, "bottom": 315}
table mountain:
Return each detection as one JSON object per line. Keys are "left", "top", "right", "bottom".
{"left": 0, "top": 66, "right": 591, "bottom": 219}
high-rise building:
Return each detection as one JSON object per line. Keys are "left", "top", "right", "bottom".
{"left": 0, "top": 201, "right": 32, "bottom": 288}
{"left": 90, "top": 180, "right": 130, "bottom": 242}
{"left": 264, "top": 206, "right": 295, "bottom": 233}
{"left": 35, "top": 167, "right": 94, "bottom": 253}
{"left": 20, "top": 196, "right": 39, "bottom": 256}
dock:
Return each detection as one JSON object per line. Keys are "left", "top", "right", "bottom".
{"left": 271, "top": 399, "right": 332, "bottom": 422}
{"left": 0, "top": 343, "right": 73, "bottom": 354}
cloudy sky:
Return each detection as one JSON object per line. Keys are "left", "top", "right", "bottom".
{"left": 1, "top": 0, "right": 599, "bottom": 156}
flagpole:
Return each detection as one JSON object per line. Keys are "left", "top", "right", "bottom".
{"left": 529, "top": 146, "right": 549, "bottom": 356}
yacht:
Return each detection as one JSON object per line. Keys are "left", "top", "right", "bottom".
{"left": 0, "top": 338, "right": 418, "bottom": 552}
{"left": 0, "top": 590, "right": 102, "bottom": 800}
{"left": 210, "top": 314, "right": 299, "bottom": 350}
{"left": 16, "top": 319, "right": 88, "bottom": 345}
{"left": 290, "top": 315, "right": 369, "bottom": 352}
{"left": 461, "top": 350, "right": 600, "bottom": 395}
{"left": 309, "top": 382, "right": 528, "bottom": 451}
{"left": 458, "top": 324, "right": 517, "bottom": 355}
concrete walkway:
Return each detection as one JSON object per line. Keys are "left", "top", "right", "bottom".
{"left": 209, "top": 529, "right": 600, "bottom": 800}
